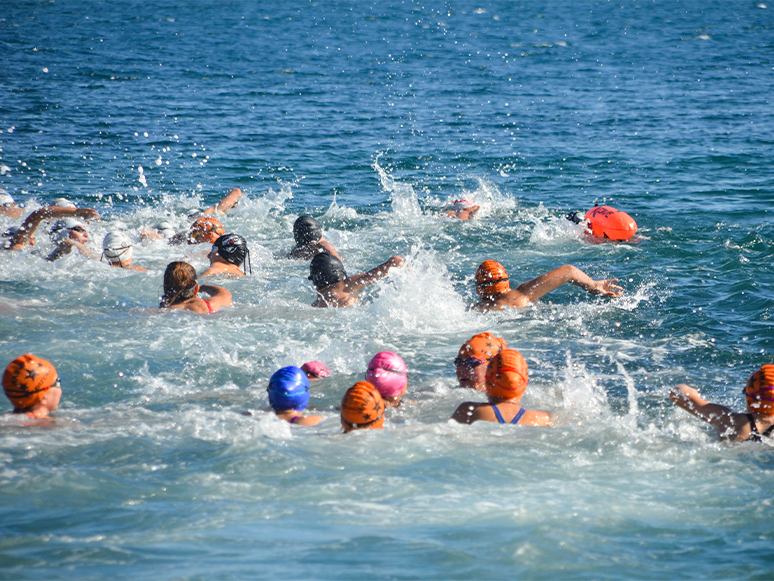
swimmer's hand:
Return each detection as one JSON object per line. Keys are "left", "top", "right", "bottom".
{"left": 387, "top": 256, "right": 405, "bottom": 268}
{"left": 590, "top": 278, "right": 623, "bottom": 297}
{"left": 669, "top": 384, "right": 699, "bottom": 407}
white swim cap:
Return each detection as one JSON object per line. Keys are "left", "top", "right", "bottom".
{"left": 187, "top": 208, "right": 202, "bottom": 220}
{"left": 51, "top": 197, "right": 76, "bottom": 208}
{"left": 102, "top": 231, "right": 133, "bottom": 264}
{"left": 155, "top": 221, "right": 176, "bottom": 238}
{"left": 452, "top": 199, "right": 474, "bottom": 211}
{"left": 50, "top": 218, "right": 86, "bottom": 243}
{"left": 0, "top": 193, "right": 14, "bottom": 207}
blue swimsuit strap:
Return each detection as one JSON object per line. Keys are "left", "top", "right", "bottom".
{"left": 491, "top": 404, "right": 526, "bottom": 425}
{"left": 491, "top": 404, "right": 506, "bottom": 424}
{"left": 511, "top": 407, "right": 527, "bottom": 425}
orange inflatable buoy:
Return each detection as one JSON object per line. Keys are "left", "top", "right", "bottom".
{"left": 584, "top": 206, "right": 637, "bottom": 241}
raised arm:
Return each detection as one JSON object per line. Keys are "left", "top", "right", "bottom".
{"left": 10, "top": 207, "right": 99, "bottom": 250}
{"left": 199, "top": 284, "right": 232, "bottom": 310}
{"left": 202, "top": 188, "right": 242, "bottom": 216}
{"left": 514, "top": 264, "right": 622, "bottom": 305}
{"left": 344, "top": 256, "right": 404, "bottom": 292}
{"left": 669, "top": 384, "right": 738, "bottom": 435}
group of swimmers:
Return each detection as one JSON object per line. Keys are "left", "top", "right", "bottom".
{"left": 2, "top": 190, "right": 772, "bottom": 440}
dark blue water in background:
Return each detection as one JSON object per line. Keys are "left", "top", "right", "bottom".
{"left": 2, "top": 1, "right": 774, "bottom": 579}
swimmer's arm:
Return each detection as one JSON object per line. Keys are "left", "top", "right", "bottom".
{"left": 451, "top": 402, "right": 482, "bottom": 425}
{"left": 140, "top": 228, "right": 163, "bottom": 240}
{"left": 669, "top": 384, "right": 737, "bottom": 434}
{"left": 293, "top": 414, "right": 323, "bottom": 426}
{"left": 514, "top": 265, "right": 622, "bottom": 305}
{"left": 202, "top": 188, "right": 242, "bottom": 215}
{"left": 345, "top": 256, "right": 404, "bottom": 292}
{"left": 199, "top": 284, "right": 232, "bottom": 309}
{"left": 11, "top": 207, "right": 99, "bottom": 250}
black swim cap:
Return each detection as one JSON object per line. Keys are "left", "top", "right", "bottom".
{"left": 293, "top": 216, "right": 323, "bottom": 246}
{"left": 309, "top": 252, "right": 347, "bottom": 290}
{"left": 213, "top": 233, "right": 248, "bottom": 267}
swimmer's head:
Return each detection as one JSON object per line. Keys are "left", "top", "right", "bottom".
{"left": 211, "top": 233, "right": 249, "bottom": 270}
{"left": 452, "top": 199, "right": 474, "bottom": 211}
{"left": 267, "top": 366, "right": 311, "bottom": 412}
{"left": 188, "top": 217, "right": 225, "bottom": 244}
{"left": 50, "top": 218, "right": 88, "bottom": 244}
{"left": 301, "top": 361, "right": 331, "bottom": 380}
{"left": 102, "top": 231, "right": 133, "bottom": 265}
{"left": 155, "top": 222, "right": 176, "bottom": 239}
{"left": 293, "top": 216, "right": 323, "bottom": 246}
{"left": 309, "top": 252, "right": 347, "bottom": 290}
{"left": 0, "top": 193, "right": 15, "bottom": 207}
{"left": 744, "top": 364, "right": 774, "bottom": 415}
{"left": 475, "top": 260, "right": 510, "bottom": 297}
{"left": 340, "top": 381, "right": 385, "bottom": 433}
{"left": 455, "top": 332, "right": 507, "bottom": 390}
{"left": 366, "top": 351, "right": 408, "bottom": 399}
{"left": 3, "top": 354, "right": 60, "bottom": 411}
{"left": 486, "top": 349, "right": 528, "bottom": 401}
{"left": 187, "top": 208, "right": 203, "bottom": 220}
{"left": 160, "top": 261, "right": 198, "bottom": 307}
{"left": 51, "top": 197, "right": 76, "bottom": 208}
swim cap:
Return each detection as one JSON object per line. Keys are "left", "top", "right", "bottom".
{"left": 102, "top": 231, "right": 133, "bottom": 264}
{"left": 212, "top": 233, "right": 248, "bottom": 267}
{"left": 155, "top": 222, "right": 176, "bottom": 238}
{"left": 453, "top": 199, "right": 473, "bottom": 211}
{"left": 188, "top": 217, "right": 225, "bottom": 244}
{"left": 301, "top": 361, "right": 331, "bottom": 379}
{"left": 485, "top": 349, "right": 529, "bottom": 400}
{"left": 366, "top": 352, "right": 408, "bottom": 398}
{"left": 475, "top": 260, "right": 510, "bottom": 297}
{"left": 293, "top": 216, "right": 323, "bottom": 246}
{"left": 50, "top": 218, "right": 86, "bottom": 244}
{"left": 267, "top": 366, "right": 311, "bottom": 412}
{"left": 457, "top": 332, "right": 507, "bottom": 365}
{"left": 187, "top": 208, "right": 203, "bottom": 220}
{"left": 51, "top": 197, "right": 76, "bottom": 208}
{"left": 744, "top": 365, "right": 774, "bottom": 415}
{"left": 309, "top": 252, "right": 347, "bottom": 290}
{"left": 340, "top": 381, "right": 385, "bottom": 432}
{"left": 3, "top": 354, "right": 58, "bottom": 410}
{"left": 0, "top": 193, "right": 14, "bottom": 207}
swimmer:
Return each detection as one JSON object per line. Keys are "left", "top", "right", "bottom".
{"left": 46, "top": 218, "right": 98, "bottom": 261}
{"left": 309, "top": 252, "right": 405, "bottom": 308}
{"left": 101, "top": 231, "right": 147, "bottom": 272}
{"left": 366, "top": 351, "right": 408, "bottom": 407}
{"left": 167, "top": 216, "right": 226, "bottom": 245}
{"left": 670, "top": 365, "right": 774, "bottom": 442}
{"left": 3, "top": 354, "right": 63, "bottom": 418}
{"left": 472, "top": 260, "right": 623, "bottom": 312}
{"left": 445, "top": 199, "right": 479, "bottom": 220}
{"left": 452, "top": 349, "right": 553, "bottom": 426}
{"left": 454, "top": 332, "right": 507, "bottom": 391}
{"left": 2, "top": 206, "right": 98, "bottom": 251}
{"left": 267, "top": 366, "right": 323, "bottom": 426}
{"left": 340, "top": 381, "right": 385, "bottom": 433}
{"left": 189, "top": 187, "right": 242, "bottom": 219}
{"left": 200, "top": 233, "right": 251, "bottom": 277}
{"left": 301, "top": 361, "right": 331, "bottom": 381}
{"left": 159, "top": 261, "right": 232, "bottom": 313}
{"left": 286, "top": 215, "right": 341, "bottom": 260}
{"left": 0, "top": 192, "right": 23, "bottom": 218}
{"left": 142, "top": 188, "right": 240, "bottom": 242}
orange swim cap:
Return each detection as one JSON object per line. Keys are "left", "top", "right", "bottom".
{"left": 485, "top": 349, "right": 528, "bottom": 400}
{"left": 3, "top": 354, "right": 58, "bottom": 410}
{"left": 475, "top": 260, "right": 510, "bottom": 297}
{"left": 457, "top": 332, "right": 507, "bottom": 365}
{"left": 189, "top": 217, "right": 225, "bottom": 244}
{"left": 341, "top": 381, "right": 385, "bottom": 433}
{"left": 744, "top": 364, "right": 774, "bottom": 415}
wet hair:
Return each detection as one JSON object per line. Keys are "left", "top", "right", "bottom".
{"left": 293, "top": 216, "right": 323, "bottom": 247}
{"left": 160, "top": 262, "right": 198, "bottom": 307}
{"left": 309, "top": 252, "right": 347, "bottom": 290}
{"left": 212, "top": 233, "right": 251, "bottom": 273}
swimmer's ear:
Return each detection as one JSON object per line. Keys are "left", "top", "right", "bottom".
{"left": 194, "top": 283, "right": 200, "bottom": 295}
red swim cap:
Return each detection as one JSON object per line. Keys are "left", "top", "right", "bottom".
{"left": 189, "top": 217, "right": 225, "bottom": 244}
{"left": 341, "top": 381, "right": 385, "bottom": 433}
{"left": 485, "top": 349, "right": 528, "bottom": 400}
{"left": 3, "top": 354, "right": 58, "bottom": 410}
{"left": 475, "top": 261, "right": 510, "bottom": 297}
{"left": 744, "top": 365, "right": 774, "bottom": 415}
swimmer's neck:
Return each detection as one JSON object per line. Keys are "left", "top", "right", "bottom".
{"left": 486, "top": 396, "right": 522, "bottom": 406}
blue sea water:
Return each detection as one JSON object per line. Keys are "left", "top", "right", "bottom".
{"left": 1, "top": 0, "right": 774, "bottom": 579}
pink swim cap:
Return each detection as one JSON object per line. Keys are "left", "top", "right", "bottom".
{"left": 365, "top": 352, "right": 408, "bottom": 398}
{"left": 301, "top": 361, "right": 331, "bottom": 379}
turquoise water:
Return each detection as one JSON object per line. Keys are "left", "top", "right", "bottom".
{"left": 2, "top": 1, "right": 774, "bottom": 579}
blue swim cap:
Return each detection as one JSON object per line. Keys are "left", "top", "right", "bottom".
{"left": 267, "top": 366, "right": 310, "bottom": 411}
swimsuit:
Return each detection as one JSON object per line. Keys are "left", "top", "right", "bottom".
{"left": 202, "top": 298, "right": 214, "bottom": 313}
{"left": 491, "top": 404, "right": 526, "bottom": 425}
{"left": 745, "top": 413, "right": 774, "bottom": 442}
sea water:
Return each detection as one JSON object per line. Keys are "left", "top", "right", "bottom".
{"left": 1, "top": 1, "right": 773, "bottom": 579}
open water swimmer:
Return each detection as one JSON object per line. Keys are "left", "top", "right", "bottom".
{"left": 0, "top": 193, "right": 23, "bottom": 219}
{"left": 309, "top": 252, "right": 404, "bottom": 308}
{"left": 159, "top": 261, "right": 231, "bottom": 313}
{"left": 3, "top": 355, "right": 62, "bottom": 419}
{"left": 301, "top": 361, "right": 330, "bottom": 381}
{"left": 2, "top": 206, "right": 99, "bottom": 251}
{"left": 200, "top": 233, "right": 251, "bottom": 277}
{"left": 452, "top": 349, "right": 554, "bottom": 426}
{"left": 454, "top": 332, "right": 508, "bottom": 391}
{"left": 472, "top": 260, "right": 623, "bottom": 312}
{"left": 266, "top": 366, "right": 323, "bottom": 426}
{"left": 670, "top": 365, "right": 774, "bottom": 442}
{"left": 101, "top": 231, "right": 147, "bottom": 272}
{"left": 286, "top": 215, "right": 341, "bottom": 260}
{"left": 365, "top": 351, "right": 409, "bottom": 408}
{"left": 445, "top": 198, "right": 479, "bottom": 220}
{"left": 340, "top": 381, "right": 385, "bottom": 433}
